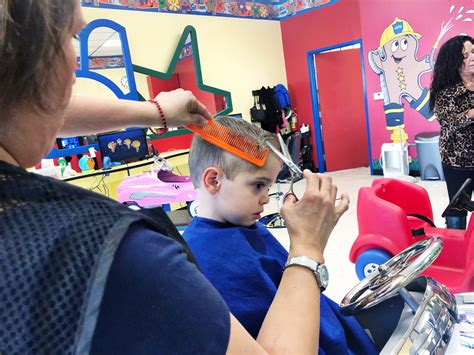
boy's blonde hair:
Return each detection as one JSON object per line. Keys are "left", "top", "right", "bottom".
{"left": 189, "top": 116, "right": 280, "bottom": 188}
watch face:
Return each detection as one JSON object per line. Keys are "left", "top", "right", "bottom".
{"left": 319, "top": 264, "right": 329, "bottom": 288}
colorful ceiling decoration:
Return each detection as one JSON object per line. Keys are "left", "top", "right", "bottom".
{"left": 81, "top": 0, "right": 337, "bottom": 21}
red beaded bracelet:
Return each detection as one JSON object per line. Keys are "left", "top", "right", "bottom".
{"left": 148, "top": 99, "right": 168, "bottom": 136}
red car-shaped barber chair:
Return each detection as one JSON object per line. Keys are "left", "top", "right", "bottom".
{"left": 350, "top": 178, "right": 474, "bottom": 294}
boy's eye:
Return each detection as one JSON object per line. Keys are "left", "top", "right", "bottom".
{"left": 253, "top": 182, "right": 267, "bottom": 191}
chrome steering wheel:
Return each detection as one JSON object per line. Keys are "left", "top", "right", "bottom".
{"left": 341, "top": 236, "right": 443, "bottom": 314}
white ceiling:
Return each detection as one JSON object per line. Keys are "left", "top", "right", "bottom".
{"left": 74, "top": 27, "right": 123, "bottom": 58}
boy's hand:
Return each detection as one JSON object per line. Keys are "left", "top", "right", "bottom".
{"left": 154, "top": 89, "right": 212, "bottom": 128}
{"left": 280, "top": 170, "right": 349, "bottom": 262}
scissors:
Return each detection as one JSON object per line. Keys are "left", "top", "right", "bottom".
{"left": 266, "top": 134, "right": 303, "bottom": 202}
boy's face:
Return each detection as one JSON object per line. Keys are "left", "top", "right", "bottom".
{"left": 215, "top": 154, "right": 281, "bottom": 227}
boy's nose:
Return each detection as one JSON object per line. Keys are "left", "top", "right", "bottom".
{"left": 261, "top": 193, "right": 270, "bottom": 205}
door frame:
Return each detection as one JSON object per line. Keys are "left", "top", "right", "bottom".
{"left": 306, "top": 39, "right": 373, "bottom": 173}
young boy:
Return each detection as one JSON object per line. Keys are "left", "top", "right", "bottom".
{"left": 183, "top": 116, "right": 378, "bottom": 354}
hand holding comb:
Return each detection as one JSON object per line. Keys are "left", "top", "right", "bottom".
{"left": 187, "top": 120, "right": 270, "bottom": 167}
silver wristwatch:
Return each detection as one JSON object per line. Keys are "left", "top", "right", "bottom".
{"left": 284, "top": 256, "right": 329, "bottom": 292}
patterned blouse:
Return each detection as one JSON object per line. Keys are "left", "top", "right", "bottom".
{"left": 434, "top": 83, "right": 473, "bottom": 167}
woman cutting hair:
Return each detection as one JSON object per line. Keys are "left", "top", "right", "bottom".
{"left": 0, "top": 0, "right": 348, "bottom": 353}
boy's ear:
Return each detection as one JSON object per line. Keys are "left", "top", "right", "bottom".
{"left": 202, "top": 167, "right": 223, "bottom": 194}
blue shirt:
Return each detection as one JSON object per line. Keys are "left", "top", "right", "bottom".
{"left": 91, "top": 223, "right": 230, "bottom": 354}
{"left": 184, "top": 217, "right": 378, "bottom": 355}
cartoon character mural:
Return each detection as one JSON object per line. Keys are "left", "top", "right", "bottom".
{"left": 368, "top": 18, "right": 453, "bottom": 143}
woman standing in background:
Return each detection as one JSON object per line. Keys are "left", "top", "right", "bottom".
{"left": 430, "top": 35, "right": 473, "bottom": 230}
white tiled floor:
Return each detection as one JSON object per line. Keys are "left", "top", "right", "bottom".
{"left": 264, "top": 167, "right": 455, "bottom": 303}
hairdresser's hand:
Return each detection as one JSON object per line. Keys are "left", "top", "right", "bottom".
{"left": 154, "top": 89, "right": 212, "bottom": 128}
{"left": 281, "top": 171, "right": 350, "bottom": 262}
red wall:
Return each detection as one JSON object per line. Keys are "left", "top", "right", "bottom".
{"left": 147, "top": 56, "right": 221, "bottom": 115}
{"left": 175, "top": 56, "right": 218, "bottom": 113}
{"left": 149, "top": 133, "right": 193, "bottom": 153}
{"left": 147, "top": 74, "right": 179, "bottom": 97}
{"left": 316, "top": 49, "right": 368, "bottom": 171}
{"left": 359, "top": 0, "right": 473, "bottom": 166}
{"left": 146, "top": 57, "right": 221, "bottom": 151}
{"left": 280, "top": 0, "right": 362, "bottom": 169}
{"left": 281, "top": 0, "right": 473, "bottom": 172}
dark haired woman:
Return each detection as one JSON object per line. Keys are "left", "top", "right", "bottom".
{"left": 430, "top": 35, "right": 474, "bottom": 229}
{"left": 0, "top": 0, "right": 346, "bottom": 353}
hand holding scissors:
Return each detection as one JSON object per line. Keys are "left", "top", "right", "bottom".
{"left": 265, "top": 134, "right": 303, "bottom": 202}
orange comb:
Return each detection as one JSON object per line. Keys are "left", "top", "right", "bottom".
{"left": 187, "top": 120, "right": 270, "bottom": 167}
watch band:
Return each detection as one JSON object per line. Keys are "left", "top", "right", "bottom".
{"left": 284, "top": 256, "right": 328, "bottom": 291}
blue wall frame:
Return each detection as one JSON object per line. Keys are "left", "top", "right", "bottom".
{"left": 76, "top": 19, "right": 138, "bottom": 100}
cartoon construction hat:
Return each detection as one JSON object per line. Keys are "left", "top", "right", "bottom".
{"left": 379, "top": 18, "right": 422, "bottom": 48}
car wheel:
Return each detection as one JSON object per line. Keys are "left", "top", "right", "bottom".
{"left": 355, "top": 249, "right": 392, "bottom": 280}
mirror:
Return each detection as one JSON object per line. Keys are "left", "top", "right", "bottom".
{"left": 72, "top": 27, "right": 129, "bottom": 99}
{"left": 75, "top": 19, "right": 139, "bottom": 101}
{"left": 47, "top": 19, "right": 140, "bottom": 159}
{"left": 133, "top": 25, "right": 232, "bottom": 117}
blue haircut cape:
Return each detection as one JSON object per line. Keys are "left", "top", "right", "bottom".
{"left": 184, "top": 217, "right": 378, "bottom": 354}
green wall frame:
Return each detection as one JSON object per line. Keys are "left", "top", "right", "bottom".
{"left": 133, "top": 25, "right": 233, "bottom": 117}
